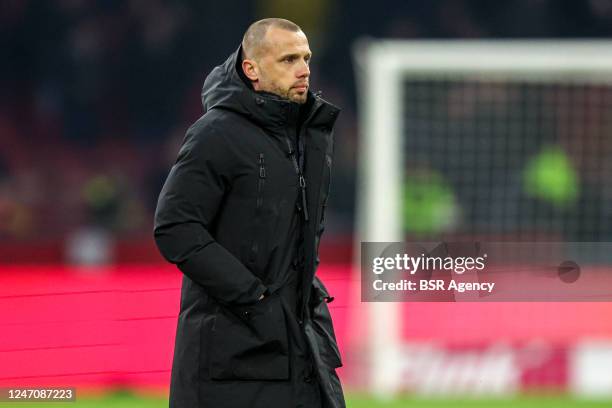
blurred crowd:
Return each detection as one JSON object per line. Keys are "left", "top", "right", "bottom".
{"left": 2, "top": 0, "right": 612, "bottom": 247}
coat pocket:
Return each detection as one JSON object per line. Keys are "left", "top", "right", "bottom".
{"left": 310, "top": 277, "right": 343, "bottom": 369}
{"left": 208, "top": 291, "right": 289, "bottom": 380}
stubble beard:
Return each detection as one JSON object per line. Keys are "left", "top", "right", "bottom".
{"left": 261, "top": 80, "right": 307, "bottom": 105}
{"left": 291, "top": 91, "right": 308, "bottom": 104}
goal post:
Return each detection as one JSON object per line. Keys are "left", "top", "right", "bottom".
{"left": 352, "top": 40, "right": 612, "bottom": 397}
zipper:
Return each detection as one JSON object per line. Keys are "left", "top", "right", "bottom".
{"left": 275, "top": 98, "right": 325, "bottom": 325}
{"left": 284, "top": 135, "right": 309, "bottom": 222}
{"left": 249, "top": 153, "right": 266, "bottom": 264}
{"left": 319, "top": 154, "right": 332, "bottom": 228}
{"left": 257, "top": 153, "right": 266, "bottom": 208}
{"left": 295, "top": 98, "right": 327, "bottom": 325}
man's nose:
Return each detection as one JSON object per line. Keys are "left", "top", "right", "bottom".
{"left": 297, "top": 60, "right": 310, "bottom": 78}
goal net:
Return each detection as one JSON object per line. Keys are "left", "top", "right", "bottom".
{"left": 352, "top": 40, "right": 612, "bottom": 397}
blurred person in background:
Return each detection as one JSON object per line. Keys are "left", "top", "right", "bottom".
{"left": 154, "top": 18, "right": 344, "bottom": 408}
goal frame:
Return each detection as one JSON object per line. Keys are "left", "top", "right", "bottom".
{"left": 352, "top": 39, "right": 612, "bottom": 397}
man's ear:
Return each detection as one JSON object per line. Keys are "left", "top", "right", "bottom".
{"left": 242, "top": 59, "right": 259, "bottom": 82}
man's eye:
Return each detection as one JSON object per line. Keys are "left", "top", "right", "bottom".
{"left": 284, "top": 57, "right": 294, "bottom": 63}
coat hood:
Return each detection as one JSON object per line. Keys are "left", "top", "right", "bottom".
{"left": 201, "top": 44, "right": 338, "bottom": 130}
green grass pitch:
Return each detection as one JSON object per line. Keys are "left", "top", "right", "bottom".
{"left": 5, "top": 390, "right": 612, "bottom": 408}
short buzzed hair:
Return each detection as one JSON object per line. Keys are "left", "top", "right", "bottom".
{"left": 242, "top": 18, "right": 302, "bottom": 61}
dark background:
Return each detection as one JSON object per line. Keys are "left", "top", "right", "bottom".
{"left": 2, "top": 0, "right": 612, "bottom": 261}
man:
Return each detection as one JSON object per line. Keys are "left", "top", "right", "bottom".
{"left": 154, "top": 18, "right": 345, "bottom": 408}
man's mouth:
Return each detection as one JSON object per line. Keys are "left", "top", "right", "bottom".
{"left": 293, "top": 84, "right": 308, "bottom": 92}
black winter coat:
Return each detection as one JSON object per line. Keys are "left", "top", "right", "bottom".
{"left": 154, "top": 44, "right": 345, "bottom": 408}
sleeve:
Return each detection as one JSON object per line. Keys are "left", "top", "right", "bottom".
{"left": 153, "top": 123, "right": 267, "bottom": 305}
